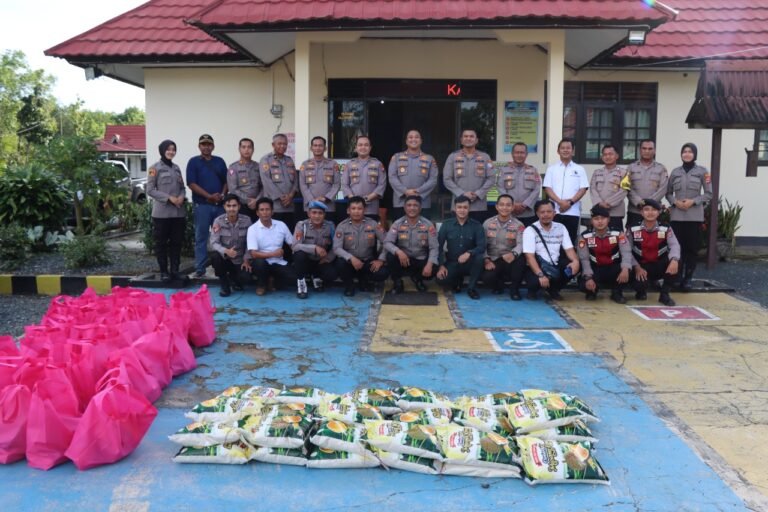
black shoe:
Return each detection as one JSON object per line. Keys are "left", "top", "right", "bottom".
{"left": 160, "top": 272, "right": 171, "bottom": 283}
{"left": 548, "top": 290, "right": 564, "bottom": 301}
{"left": 659, "top": 293, "right": 676, "bottom": 306}
{"left": 585, "top": 292, "right": 597, "bottom": 301}
{"left": 231, "top": 281, "right": 244, "bottom": 291}
{"left": 611, "top": 291, "right": 627, "bottom": 304}
{"left": 193, "top": 270, "right": 206, "bottom": 279}
{"left": 467, "top": 288, "right": 480, "bottom": 300}
{"left": 635, "top": 290, "right": 647, "bottom": 301}
{"left": 171, "top": 272, "right": 186, "bottom": 281}
{"left": 390, "top": 279, "right": 405, "bottom": 294}
{"left": 510, "top": 290, "right": 522, "bottom": 301}
{"left": 680, "top": 280, "right": 693, "bottom": 292}
{"left": 453, "top": 283, "right": 462, "bottom": 293}
{"left": 412, "top": 277, "right": 427, "bottom": 292}
{"left": 219, "top": 287, "right": 231, "bottom": 297}
{"left": 492, "top": 288, "right": 504, "bottom": 295}
{"left": 526, "top": 290, "right": 538, "bottom": 300}
{"left": 343, "top": 286, "right": 355, "bottom": 297}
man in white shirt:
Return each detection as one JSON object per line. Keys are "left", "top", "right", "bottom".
{"left": 522, "top": 200, "right": 580, "bottom": 300}
{"left": 543, "top": 138, "right": 589, "bottom": 244}
{"left": 247, "top": 197, "right": 296, "bottom": 295}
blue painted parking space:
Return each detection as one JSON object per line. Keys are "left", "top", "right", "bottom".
{"left": 486, "top": 330, "right": 573, "bottom": 352}
{"left": 452, "top": 292, "right": 571, "bottom": 329}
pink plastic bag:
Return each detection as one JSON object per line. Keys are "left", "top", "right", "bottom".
{"left": 102, "top": 348, "right": 162, "bottom": 403}
{"left": 65, "top": 340, "right": 110, "bottom": 412}
{"left": 0, "top": 336, "right": 19, "bottom": 357}
{"left": 110, "top": 287, "right": 167, "bottom": 310}
{"left": 171, "top": 285, "right": 216, "bottom": 347}
{"left": 65, "top": 383, "right": 158, "bottom": 470}
{"left": 0, "top": 384, "right": 32, "bottom": 464}
{"left": 0, "top": 357, "right": 22, "bottom": 393}
{"left": 132, "top": 328, "right": 173, "bottom": 388}
{"left": 26, "top": 378, "right": 81, "bottom": 470}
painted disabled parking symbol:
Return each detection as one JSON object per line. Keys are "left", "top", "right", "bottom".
{"left": 485, "top": 330, "right": 573, "bottom": 352}
{"left": 629, "top": 306, "right": 719, "bottom": 321}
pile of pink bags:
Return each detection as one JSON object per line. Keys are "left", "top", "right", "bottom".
{"left": 0, "top": 285, "right": 216, "bottom": 470}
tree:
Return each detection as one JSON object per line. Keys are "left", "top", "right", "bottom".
{"left": 113, "top": 106, "right": 145, "bottom": 125}
{"left": 17, "top": 84, "right": 57, "bottom": 154}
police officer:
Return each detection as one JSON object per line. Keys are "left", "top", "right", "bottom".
{"left": 629, "top": 199, "right": 680, "bottom": 306}
{"left": 443, "top": 129, "right": 495, "bottom": 222}
{"left": 299, "top": 136, "right": 340, "bottom": 221}
{"left": 227, "top": 138, "right": 261, "bottom": 221}
{"left": 496, "top": 142, "right": 541, "bottom": 227}
{"left": 388, "top": 130, "right": 439, "bottom": 219}
{"left": 292, "top": 201, "right": 337, "bottom": 299}
{"left": 627, "top": 139, "right": 668, "bottom": 228}
{"left": 577, "top": 205, "right": 632, "bottom": 303}
{"left": 342, "top": 135, "right": 387, "bottom": 221}
{"left": 259, "top": 133, "right": 298, "bottom": 231}
{"left": 384, "top": 195, "right": 438, "bottom": 294}
{"left": 666, "top": 142, "right": 713, "bottom": 292}
{"left": 147, "top": 139, "right": 186, "bottom": 282}
{"left": 210, "top": 194, "right": 252, "bottom": 297}
{"left": 333, "top": 196, "right": 389, "bottom": 296}
{"left": 436, "top": 195, "right": 486, "bottom": 299}
{"left": 589, "top": 144, "right": 628, "bottom": 232}
{"left": 481, "top": 194, "right": 526, "bottom": 300}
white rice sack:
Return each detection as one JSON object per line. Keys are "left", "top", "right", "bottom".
{"left": 373, "top": 448, "right": 441, "bottom": 475}
{"left": 390, "top": 407, "right": 453, "bottom": 426}
{"left": 453, "top": 404, "right": 514, "bottom": 436}
{"left": 309, "top": 420, "right": 367, "bottom": 455}
{"left": 436, "top": 425, "right": 520, "bottom": 473}
{"left": 251, "top": 446, "right": 307, "bottom": 466}
{"left": 517, "top": 436, "right": 609, "bottom": 485}
{"left": 440, "top": 463, "right": 520, "bottom": 478}
{"left": 184, "top": 396, "right": 265, "bottom": 423}
{"left": 306, "top": 445, "right": 380, "bottom": 469}
{"left": 168, "top": 421, "right": 241, "bottom": 447}
{"left": 394, "top": 386, "right": 454, "bottom": 411}
{"left": 317, "top": 396, "right": 384, "bottom": 424}
{"left": 519, "top": 389, "right": 598, "bottom": 420}
{"left": 240, "top": 385, "right": 281, "bottom": 402}
{"left": 363, "top": 420, "right": 443, "bottom": 460}
{"left": 274, "top": 386, "right": 328, "bottom": 406}
{"left": 239, "top": 406, "right": 314, "bottom": 449}
{"left": 505, "top": 395, "right": 597, "bottom": 435}
{"left": 342, "top": 388, "right": 402, "bottom": 415}
{"left": 172, "top": 441, "right": 254, "bottom": 464}
{"left": 453, "top": 392, "right": 523, "bottom": 411}
{"left": 523, "top": 420, "right": 598, "bottom": 444}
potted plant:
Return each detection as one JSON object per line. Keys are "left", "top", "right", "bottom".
{"left": 716, "top": 198, "right": 742, "bottom": 261}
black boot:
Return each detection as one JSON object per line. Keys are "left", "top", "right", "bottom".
{"left": 390, "top": 279, "right": 404, "bottom": 294}
{"left": 680, "top": 268, "right": 694, "bottom": 292}
{"left": 219, "top": 275, "right": 231, "bottom": 297}
{"left": 170, "top": 255, "right": 184, "bottom": 280}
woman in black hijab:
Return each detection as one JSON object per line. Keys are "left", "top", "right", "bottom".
{"left": 146, "top": 140, "right": 187, "bottom": 282}
{"left": 665, "top": 142, "right": 713, "bottom": 291}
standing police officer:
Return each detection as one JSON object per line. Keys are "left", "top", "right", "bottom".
{"left": 259, "top": 133, "right": 298, "bottom": 232}
{"left": 210, "top": 194, "right": 252, "bottom": 297}
{"left": 496, "top": 142, "right": 541, "bottom": 227}
{"left": 292, "top": 201, "right": 337, "bottom": 299}
{"left": 589, "top": 145, "right": 628, "bottom": 232}
{"left": 342, "top": 135, "right": 387, "bottom": 221}
{"left": 626, "top": 140, "right": 668, "bottom": 228}
{"left": 482, "top": 194, "right": 526, "bottom": 300}
{"left": 443, "top": 129, "right": 495, "bottom": 222}
{"left": 388, "top": 130, "right": 439, "bottom": 219}
{"left": 227, "top": 137, "right": 261, "bottom": 221}
{"left": 577, "top": 205, "right": 632, "bottom": 303}
{"left": 299, "top": 136, "right": 340, "bottom": 221}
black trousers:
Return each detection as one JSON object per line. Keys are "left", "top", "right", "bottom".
{"left": 239, "top": 204, "right": 258, "bottom": 222}
{"left": 578, "top": 262, "right": 626, "bottom": 294}
{"left": 436, "top": 254, "right": 484, "bottom": 290}
{"left": 518, "top": 216, "right": 537, "bottom": 228}
{"left": 386, "top": 253, "right": 436, "bottom": 281}
{"left": 153, "top": 216, "right": 185, "bottom": 273}
{"left": 554, "top": 214, "right": 580, "bottom": 245}
{"left": 609, "top": 216, "right": 624, "bottom": 232}
{"left": 481, "top": 256, "right": 525, "bottom": 291}
{"left": 670, "top": 221, "right": 701, "bottom": 273}
{"left": 210, "top": 252, "right": 252, "bottom": 285}
{"left": 293, "top": 251, "right": 338, "bottom": 282}
{"left": 334, "top": 258, "right": 390, "bottom": 286}
{"left": 273, "top": 212, "right": 296, "bottom": 233}
{"left": 626, "top": 212, "right": 643, "bottom": 229}
{"left": 525, "top": 257, "right": 573, "bottom": 295}
{"left": 634, "top": 257, "right": 675, "bottom": 294}
{"left": 251, "top": 259, "right": 295, "bottom": 289}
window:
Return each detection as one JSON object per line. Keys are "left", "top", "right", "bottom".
{"left": 758, "top": 129, "right": 768, "bottom": 165}
{"left": 563, "top": 82, "right": 657, "bottom": 164}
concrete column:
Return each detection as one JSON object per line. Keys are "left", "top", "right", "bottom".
{"left": 294, "top": 34, "right": 311, "bottom": 164}
{"left": 546, "top": 32, "right": 566, "bottom": 164}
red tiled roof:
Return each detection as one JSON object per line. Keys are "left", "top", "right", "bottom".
{"left": 613, "top": 0, "right": 768, "bottom": 62}
{"left": 97, "top": 125, "right": 147, "bottom": 153}
{"left": 190, "top": 0, "right": 675, "bottom": 27}
{"left": 45, "top": 0, "right": 237, "bottom": 60}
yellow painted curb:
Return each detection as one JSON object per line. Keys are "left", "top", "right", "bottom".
{"left": 86, "top": 275, "right": 113, "bottom": 295}
{"left": 35, "top": 275, "right": 61, "bottom": 296}
{"left": 0, "top": 275, "right": 11, "bottom": 295}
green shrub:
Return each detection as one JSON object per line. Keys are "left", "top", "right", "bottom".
{"left": 59, "top": 234, "right": 111, "bottom": 269}
{"left": 139, "top": 201, "right": 195, "bottom": 257}
{"left": 0, "top": 223, "right": 31, "bottom": 270}
{"left": 114, "top": 198, "right": 145, "bottom": 232}
{"left": 0, "top": 164, "right": 70, "bottom": 231}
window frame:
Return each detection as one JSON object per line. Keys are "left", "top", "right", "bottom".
{"left": 757, "top": 129, "right": 768, "bottom": 166}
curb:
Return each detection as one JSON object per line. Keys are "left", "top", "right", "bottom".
{"left": 0, "top": 275, "right": 133, "bottom": 296}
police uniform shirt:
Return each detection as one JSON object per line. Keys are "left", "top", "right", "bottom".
{"left": 589, "top": 166, "right": 629, "bottom": 217}
{"left": 443, "top": 149, "right": 496, "bottom": 212}
{"left": 496, "top": 163, "right": 541, "bottom": 219}
{"left": 577, "top": 229, "right": 632, "bottom": 277}
{"left": 341, "top": 157, "right": 387, "bottom": 215}
{"left": 333, "top": 217, "right": 386, "bottom": 261}
{"left": 384, "top": 216, "right": 439, "bottom": 264}
{"left": 210, "top": 214, "right": 252, "bottom": 265}
{"left": 483, "top": 215, "right": 525, "bottom": 260}
{"left": 227, "top": 160, "right": 261, "bottom": 205}
{"left": 299, "top": 157, "right": 341, "bottom": 212}
{"left": 437, "top": 218, "right": 486, "bottom": 266}
{"left": 147, "top": 160, "right": 186, "bottom": 218}
{"left": 292, "top": 219, "right": 336, "bottom": 263}
{"left": 258, "top": 152, "right": 298, "bottom": 213}
{"left": 628, "top": 222, "right": 681, "bottom": 265}
{"left": 542, "top": 161, "right": 589, "bottom": 217}
{"left": 388, "top": 151, "right": 439, "bottom": 208}
{"left": 665, "top": 165, "right": 713, "bottom": 222}
{"left": 626, "top": 160, "right": 668, "bottom": 214}
{"left": 522, "top": 221, "right": 573, "bottom": 265}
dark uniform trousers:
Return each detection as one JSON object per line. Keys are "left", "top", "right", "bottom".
{"left": 578, "top": 262, "right": 626, "bottom": 294}
{"left": 481, "top": 257, "right": 525, "bottom": 291}
{"left": 626, "top": 212, "right": 643, "bottom": 229}
{"left": 153, "top": 217, "right": 185, "bottom": 274}
{"left": 633, "top": 256, "right": 675, "bottom": 295}
{"left": 385, "top": 254, "right": 437, "bottom": 282}
{"left": 609, "top": 217, "right": 624, "bottom": 232}
{"left": 251, "top": 260, "right": 296, "bottom": 289}
{"left": 239, "top": 205, "right": 258, "bottom": 223}
{"left": 436, "top": 254, "right": 484, "bottom": 290}
{"left": 334, "top": 258, "right": 389, "bottom": 288}
{"left": 293, "top": 252, "right": 338, "bottom": 284}
{"left": 554, "top": 214, "right": 581, "bottom": 245}
{"left": 525, "top": 257, "right": 573, "bottom": 295}
{"left": 670, "top": 221, "right": 701, "bottom": 274}
{"left": 519, "top": 216, "right": 537, "bottom": 228}
{"left": 210, "top": 252, "right": 251, "bottom": 286}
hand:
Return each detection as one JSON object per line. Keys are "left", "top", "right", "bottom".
{"left": 405, "top": 188, "right": 419, "bottom": 196}
{"left": 539, "top": 275, "right": 550, "bottom": 289}
{"left": 397, "top": 250, "right": 410, "bottom": 267}
{"left": 502, "top": 253, "right": 515, "bottom": 264}
{"left": 484, "top": 259, "right": 495, "bottom": 271}
{"left": 247, "top": 198, "right": 257, "bottom": 210}
{"left": 170, "top": 196, "right": 184, "bottom": 207}
{"left": 557, "top": 199, "right": 571, "bottom": 212}
{"left": 350, "top": 257, "right": 364, "bottom": 271}
{"left": 370, "top": 259, "right": 384, "bottom": 272}
{"left": 422, "top": 262, "right": 433, "bottom": 278}
{"left": 366, "top": 193, "right": 378, "bottom": 202}
{"left": 437, "top": 265, "right": 448, "bottom": 279}
{"left": 617, "top": 268, "right": 629, "bottom": 284}
{"left": 465, "top": 191, "right": 477, "bottom": 201}
{"left": 458, "top": 252, "right": 470, "bottom": 264}
{"left": 634, "top": 266, "right": 648, "bottom": 282}
{"left": 513, "top": 203, "right": 525, "bottom": 215}
{"left": 315, "top": 246, "right": 328, "bottom": 259}
{"left": 568, "top": 260, "right": 580, "bottom": 276}
{"left": 280, "top": 195, "right": 292, "bottom": 208}
{"left": 241, "top": 261, "right": 252, "bottom": 272}
{"left": 210, "top": 192, "right": 223, "bottom": 204}
{"left": 271, "top": 248, "right": 284, "bottom": 258}
{"left": 224, "top": 248, "right": 237, "bottom": 259}
{"left": 600, "top": 202, "right": 611, "bottom": 209}
{"left": 666, "top": 259, "right": 679, "bottom": 276}
{"left": 585, "top": 278, "right": 597, "bottom": 292}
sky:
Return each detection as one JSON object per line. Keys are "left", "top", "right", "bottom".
{"left": 0, "top": 0, "right": 147, "bottom": 113}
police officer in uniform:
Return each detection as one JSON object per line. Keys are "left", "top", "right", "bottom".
{"left": 227, "top": 138, "right": 261, "bottom": 221}
{"left": 146, "top": 139, "right": 186, "bottom": 282}
{"left": 388, "top": 130, "right": 439, "bottom": 219}
{"left": 333, "top": 196, "right": 389, "bottom": 296}
{"left": 496, "top": 142, "right": 541, "bottom": 227}
{"left": 299, "top": 136, "right": 340, "bottom": 222}
{"left": 259, "top": 133, "right": 298, "bottom": 231}
{"left": 383, "top": 195, "right": 438, "bottom": 294}
{"left": 292, "top": 200, "right": 337, "bottom": 299}
{"left": 626, "top": 139, "right": 668, "bottom": 228}
{"left": 577, "top": 205, "right": 632, "bottom": 303}
{"left": 342, "top": 135, "right": 387, "bottom": 221}
{"left": 666, "top": 142, "right": 713, "bottom": 292}
{"left": 589, "top": 144, "right": 629, "bottom": 231}
{"left": 436, "top": 195, "right": 486, "bottom": 299}
{"left": 443, "top": 129, "right": 496, "bottom": 222}
{"left": 210, "top": 194, "right": 252, "bottom": 297}
{"left": 629, "top": 199, "right": 680, "bottom": 306}
{"left": 482, "top": 194, "right": 526, "bottom": 300}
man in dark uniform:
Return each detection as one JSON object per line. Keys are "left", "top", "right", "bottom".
{"left": 209, "top": 194, "right": 252, "bottom": 297}
{"left": 292, "top": 200, "right": 337, "bottom": 299}
{"left": 481, "top": 194, "right": 526, "bottom": 300}
{"left": 629, "top": 198, "right": 680, "bottom": 306}
{"left": 259, "top": 133, "right": 298, "bottom": 232}
{"left": 577, "top": 205, "right": 632, "bottom": 303}
{"left": 299, "top": 136, "right": 340, "bottom": 222}
{"left": 227, "top": 138, "right": 261, "bottom": 221}
{"left": 383, "top": 195, "right": 438, "bottom": 294}
{"left": 436, "top": 195, "right": 486, "bottom": 299}
{"left": 388, "top": 130, "right": 439, "bottom": 220}
{"left": 443, "top": 129, "right": 496, "bottom": 222}
{"left": 333, "top": 196, "right": 389, "bottom": 296}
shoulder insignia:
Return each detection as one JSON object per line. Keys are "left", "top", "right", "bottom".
{"left": 213, "top": 224, "right": 220, "bottom": 233}
{"left": 618, "top": 233, "right": 627, "bottom": 244}
{"left": 704, "top": 172, "right": 711, "bottom": 184}
{"left": 578, "top": 240, "right": 586, "bottom": 249}
{"left": 429, "top": 226, "right": 436, "bottom": 235}
{"left": 336, "top": 230, "right": 342, "bottom": 238}
{"left": 262, "top": 164, "right": 269, "bottom": 171}
{"left": 148, "top": 167, "right": 157, "bottom": 177}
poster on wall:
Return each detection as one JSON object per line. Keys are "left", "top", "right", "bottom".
{"left": 503, "top": 101, "right": 539, "bottom": 154}
{"left": 286, "top": 132, "right": 296, "bottom": 160}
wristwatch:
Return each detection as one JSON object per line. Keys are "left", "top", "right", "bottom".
{"left": 536, "top": 271, "right": 545, "bottom": 278}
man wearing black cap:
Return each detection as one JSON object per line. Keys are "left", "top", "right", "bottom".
{"left": 577, "top": 204, "right": 632, "bottom": 303}
{"left": 187, "top": 134, "right": 228, "bottom": 278}
{"left": 628, "top": 198, "right": 680, "bottom": 306}
{"left": 292, "top": 200, "right": 337, "bottom": 299}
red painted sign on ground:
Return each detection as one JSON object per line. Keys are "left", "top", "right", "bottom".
{"left": 629, "top": 306, "right": 719, "bottom": 321}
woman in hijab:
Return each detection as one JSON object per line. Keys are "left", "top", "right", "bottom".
{"left": 146, "top": 140, "right": 187, "bottom": 282}
{"left": 665, "top": 143, "right": 713, "bottom": 291}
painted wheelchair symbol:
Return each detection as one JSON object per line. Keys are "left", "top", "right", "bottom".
{"left": 486, "top": 330, "right": 572, "bottom": 352}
